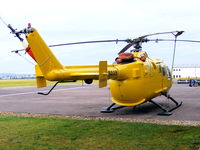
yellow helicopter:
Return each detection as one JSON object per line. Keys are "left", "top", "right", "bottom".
{"left": 4, "top": 21, "right": 185, "bottom": 115}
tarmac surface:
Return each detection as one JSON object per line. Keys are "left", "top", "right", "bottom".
{"left": 0, "top": 83, "right": 199, "bottom": 121}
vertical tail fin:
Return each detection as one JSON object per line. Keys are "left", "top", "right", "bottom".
{"left": 99, "top": 61, "right": 108, "bottom": 88}
{"left": 26, "top": 29, "right": 63, "bottom": 77}
{"left": 35, "top": 65, "right": 47, "bottom": 88}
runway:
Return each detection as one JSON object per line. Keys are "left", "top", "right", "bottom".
{"left": 0, "top": 83, "right": 199, "bottom": 121}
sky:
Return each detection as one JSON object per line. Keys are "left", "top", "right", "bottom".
{"left": 1, "top": 0, "right": 200, "bottom": 74}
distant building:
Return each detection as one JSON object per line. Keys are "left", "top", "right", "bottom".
{"left": 172, "top": 65, "right": 200, "bottom": 79}
{"left": 0, "top": 73, "right": 35, "bottom": 80}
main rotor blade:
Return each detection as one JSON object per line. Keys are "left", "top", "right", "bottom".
{"left": 12, "top": 33, "right": 200, "bottom": 54}
{"left": 141, "top": 31, "right": 184, "bottom": 38}
{"left": 150, "top": 39, "right": 200, "bottom": 43}
{"left": 11, "top": 39, "right": 127, "bottom": 53}
{"left": 48, "top": 39, "right": 126, "bottom": 47}
{"left": 118, "top": 43, "right": 133, "bottom": 54}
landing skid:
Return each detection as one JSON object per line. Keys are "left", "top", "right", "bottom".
{"left": 150, "top": 93, "right": 182, "bottom": 116}
{"left": 101, "top": 93, "right": 182, "bottom": 116}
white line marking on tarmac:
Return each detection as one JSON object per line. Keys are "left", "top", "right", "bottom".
{"left": 0, "top": 86, "right": 95, "bottom": 98}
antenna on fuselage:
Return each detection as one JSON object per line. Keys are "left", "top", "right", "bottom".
{"left": 170, "top": 31, "right": 184, "bottom": 73}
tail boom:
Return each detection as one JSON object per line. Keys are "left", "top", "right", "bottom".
{"left": 25, "top": 28, "right": 115, "bottom": 87}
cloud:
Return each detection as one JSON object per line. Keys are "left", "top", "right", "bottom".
{"left": 0, "top": 0, "right": 200, "bottom": 73}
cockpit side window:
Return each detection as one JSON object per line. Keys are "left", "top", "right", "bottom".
{"left": 167, "top": 67, "right": 172, "bottom": 80}
{"left": 158, "top": 65, "right": 161, "bottom": 73}
{"left": 161, "top": 66, "right": 166, "bottom": 76}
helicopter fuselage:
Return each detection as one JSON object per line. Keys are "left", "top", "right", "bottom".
{"left": 109, "top": 55, "right": 172, "bottom": 106}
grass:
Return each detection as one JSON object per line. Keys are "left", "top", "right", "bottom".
{"left": 0, "top": 79, "right": 37, "bottom": 87}
{"left": 0, "top": 80, "right": 199, "bottom": 149}
{"left": 0, "top": 114, "right": 199, "bottom": 150}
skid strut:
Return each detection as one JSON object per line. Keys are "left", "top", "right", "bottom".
{"left": 150, "top": 93, "right": 182, "bottom": 116}
{"left": 38, "top": 81, "right": 60, "bottom": 95}
{"left": 101, "top": 103, "right": 125, "bottom": 113}
{"left": 38, "top": 80, "right": 76, "bottom": 95}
